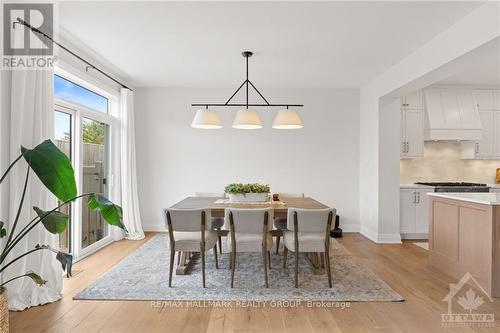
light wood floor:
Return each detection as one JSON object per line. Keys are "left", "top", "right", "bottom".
{"left": 9, "top": 232, "right": 500, "bottom": 332}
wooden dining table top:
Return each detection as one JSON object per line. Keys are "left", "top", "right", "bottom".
{"left": 170, "top": 196, "right": 329, "bottom": 217}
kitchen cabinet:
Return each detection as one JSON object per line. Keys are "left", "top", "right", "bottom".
{"left": 400, "top": 188, "right": 430, "bottom": 239}
{"left": 461, "top": 111, "right": 500, "bottom": 159}
{"left": 401, "top": 91, "right": 423, "bottom": 109}
{"left": 473, "top": 90, "right": 500, "bottom": 110}
{"left": 401, "top": 109, "right": 424, "bottom": 158}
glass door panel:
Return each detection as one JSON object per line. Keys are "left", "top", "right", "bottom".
{"left": 81, "top": 117, "right": 109, "bottom": 248}
{"left": 54, "top": 110, "right": 72, "bottom": 252}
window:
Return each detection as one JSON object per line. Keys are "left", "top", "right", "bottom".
{"left": 54, "top": 71, "right": 115, "bottom": 258}
{"left": 54, "top": 74, "right": 109, "bottom": 113}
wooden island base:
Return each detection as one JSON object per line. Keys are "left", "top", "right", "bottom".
{"left": 428, "top": 194, "right": 500, "bottom": 297}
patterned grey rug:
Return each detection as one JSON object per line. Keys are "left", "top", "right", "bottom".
{"left": 74, "top": 234, "right": 403, "bottom": 302}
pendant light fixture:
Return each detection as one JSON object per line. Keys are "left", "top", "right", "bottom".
{"left": 191, "top": 51, "right": 303, "bottom": 129}
{"left": 191, "top": 107, "right": 222, "bottom": 129}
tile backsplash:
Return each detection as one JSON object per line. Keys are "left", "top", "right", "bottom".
{"left": 400, "top": 141, "right": 500, "bottom": 184}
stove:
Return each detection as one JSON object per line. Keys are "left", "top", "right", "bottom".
{"left": 414, "top": 182, "right": 490, "bottom": 192}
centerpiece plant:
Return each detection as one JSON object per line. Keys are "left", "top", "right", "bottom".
{"left": 224, "top": 183, "right": 270, "bottom": 202}
{"left": 0, "top": 140, "right": 125, "bottom": 327}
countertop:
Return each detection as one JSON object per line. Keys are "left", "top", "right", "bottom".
{"left": 400, "top": 184, "right": 434, "bottom": 189}
{"left": 428, "top": 192, "right": 500, "bottom": 205}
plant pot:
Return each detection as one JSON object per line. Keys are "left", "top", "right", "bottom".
{"left": 0, "top": 287, "right": 8, "bottom": 333}
{"left": 228, "top": 193, "right": 269, "bottom": 202}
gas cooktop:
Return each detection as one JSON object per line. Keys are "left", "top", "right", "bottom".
{"left": 414, "top": 182, "right": 490, "bottom": 192}
{"left": 415, "top": 182, "right": 487, "bottom": 187}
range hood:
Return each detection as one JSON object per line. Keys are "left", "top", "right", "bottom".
{"left": 424, "top": 89, "right": 483, "bottom": 141}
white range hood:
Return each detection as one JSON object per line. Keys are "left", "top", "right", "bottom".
{"left": 424, "top": 89, "right": 483, "bottom": 141}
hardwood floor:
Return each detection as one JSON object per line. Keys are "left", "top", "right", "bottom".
{"left": 9, "top": 232, "right": 500, "bottom": 332}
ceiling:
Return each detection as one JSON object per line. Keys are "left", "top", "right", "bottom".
{"left": 437, "top": 46, "right": 500, "bottom": 86}
{"left": 59, "top": 1, "right": 483, "bottom": 88}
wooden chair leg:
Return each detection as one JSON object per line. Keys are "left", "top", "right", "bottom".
{"left": 325, "top": 246, "right": 332, "bottom": 288}
{"left": 294, "top": 250, "right": 299, "bottom": 288}
{"left": 218, "top": 228, "right": 222, "bottom": 254}
{"left": 214, "top": 244, "right": 219, "bottom": 269}
{"left": 275, "top": 235, "right": 280, "bottom": 254}
{"left": 169, "top": 245, "right": 175, "bottom": 287}
{"left": 263, "top": 248, "right": 269, "bottom": 288}
{"left": 267, "top": 251, "right": 271, "bottom": 269}
{"left": 283, "top": 247, "right": 288, "bottom": 268}
{"left": 201, "top": 249, "right": 206, "bottom": 288}
{"left": 230, "top": 249, "right": 236, "bottom": 288}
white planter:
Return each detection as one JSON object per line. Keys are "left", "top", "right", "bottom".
{"left": 228, "top": 193, "right": 269, "bottom": 202}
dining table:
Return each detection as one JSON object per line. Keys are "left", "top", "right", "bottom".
{"left": 169, "top": 196, "right": 329, "bottom": 275}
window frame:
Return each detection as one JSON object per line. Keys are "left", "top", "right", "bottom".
{"left": 54, "top": 63, "right": 121, "bottom": 260}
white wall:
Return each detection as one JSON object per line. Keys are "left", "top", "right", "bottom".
{"left": 134, "top": 88, "right": 360, "bottom": 231}
{"left": 359, "top": 1, "right": 500, "bottom": 243}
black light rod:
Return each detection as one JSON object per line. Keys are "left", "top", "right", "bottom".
{"left": 16, "top": 18, "right": 132, "bottom": 91}
{"left": 191, "top": 104, "right": 303, "bottom": 107}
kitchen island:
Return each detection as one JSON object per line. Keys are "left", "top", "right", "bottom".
{"left": 428, "top": 192, "right": 500, "bottom": 297}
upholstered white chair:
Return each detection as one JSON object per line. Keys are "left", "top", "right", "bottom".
{"left": 273, "top": 193, "right": 304, "bottom": 254}
{"left": 224, "top": 208, "right": 274, "bottom": 288}
{"left": 283, "top": 207, "right": 336, "bottom": 288}
{"left": 194, "top": 192, "right": 225, "bottom": 253}
{"left": 163, "top": 208, "right": 219, "bottom": 288}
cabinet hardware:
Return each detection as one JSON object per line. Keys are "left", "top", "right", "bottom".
{"left": 475, "top": 142, "right": 479, "bottom": 154}
{"left": 416, "top": 192, "right": 420, "bottom": 204}
{"left": 413, "top": 192, "right": 417, "bottom": 204}
{"left": 402, "top": 141, "right": 405, "bottom": 153}
{"left": 406, "top": 142, "right": 409, "bottom": 153}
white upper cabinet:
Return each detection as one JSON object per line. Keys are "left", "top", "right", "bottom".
{"left": 401, "top": 91, "right": 423, "bottom": 109}
{"left": 461, "top": 111, "right": 500, "bottom": 159}
{"left": 400, "top": 90, "right": 424, "bottom": 159}
{"left": 474, "top": 90, "right": 500, "bottom": 110}
{"left": 403, "top": 110, "right": 424, "bottom": 158}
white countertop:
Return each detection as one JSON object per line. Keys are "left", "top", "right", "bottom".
{"left": 428, "top": 192, "right": 500, "bottom": 205}
{"left": 400, "top": 184, "right": 434, "bottom": 189}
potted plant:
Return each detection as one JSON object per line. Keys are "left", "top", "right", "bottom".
{"left": 224, "top": 183, "right": 270, "bottom": 202}
{"left": 0, "top": 140, "right": 125, "bottom": 331}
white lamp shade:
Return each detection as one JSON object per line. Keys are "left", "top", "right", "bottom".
{"left": 232, "top": 109, "right": 262, "bottom": 129}
{"left": 272, "top": 108, "right": 303, "bottom": 129}
{"left": 191, "top": 108, "right": 222, "bottom": 129}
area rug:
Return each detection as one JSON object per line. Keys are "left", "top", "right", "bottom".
{"left": 74, "top": 234, "right": 403, "bottom": 302}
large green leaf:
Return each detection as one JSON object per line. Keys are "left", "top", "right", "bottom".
{"left": 21, "top": 140, "right": 76, "bottom": 202}
{"left": 26, "top": 271, "right": 46, "bottom": 286}
{"left": 88, "top": 194, "right": 126, "bottom": 230}
{"left": 0, "top": 221, "right": 6, "bottom": 238}
{"left": 33, "top": 207, "right": 68, "bottom": 234}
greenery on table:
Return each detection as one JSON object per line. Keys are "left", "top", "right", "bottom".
{"left": 224, "top": 183, "right": 270, "bottom": 195}
{"left": 0, "top": 139, "right": 126, "bottom": 290}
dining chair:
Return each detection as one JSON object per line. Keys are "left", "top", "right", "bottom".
{"left": 194, "top": 192, "right": 225, "bottom": 253}
{"left": 163, "top": 208, "right": 219, "bottom": 288}
{"left": 282, "top": 207, "right": 335, "bottom": 288}
{"left": 224, "top": 208, "right": 274, "bottom": 288}
{"left": 273, "top": 193, "right": 304, "bottom": 254}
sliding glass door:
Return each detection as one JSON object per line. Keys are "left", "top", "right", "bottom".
{"left": 81, "top": 118, "right": 109, "bottom": 248}
{"left": 54, "top": 110, "right": 73, "bottom": 252}
{"left": 54, "top": 73, "right": 114, "bottom": 258}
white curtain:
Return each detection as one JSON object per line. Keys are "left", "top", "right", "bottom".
{"left": 1, "top": 68, "right": 63, "bottom": 311}
{"left": 119, "top": 88, "right": 144, "bottom": 240}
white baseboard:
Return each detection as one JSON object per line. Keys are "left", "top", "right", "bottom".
{"left": 359, "top": 226, "right": 402, "bottom": 244}
{"left": 401, "top": 233, "right": 428, "bottom": 240}
{"left": 142, "top": 223, "right": 167, "bottom": 232}
{"left": 339, "top": 223, "right": 359, "bottom": 232}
